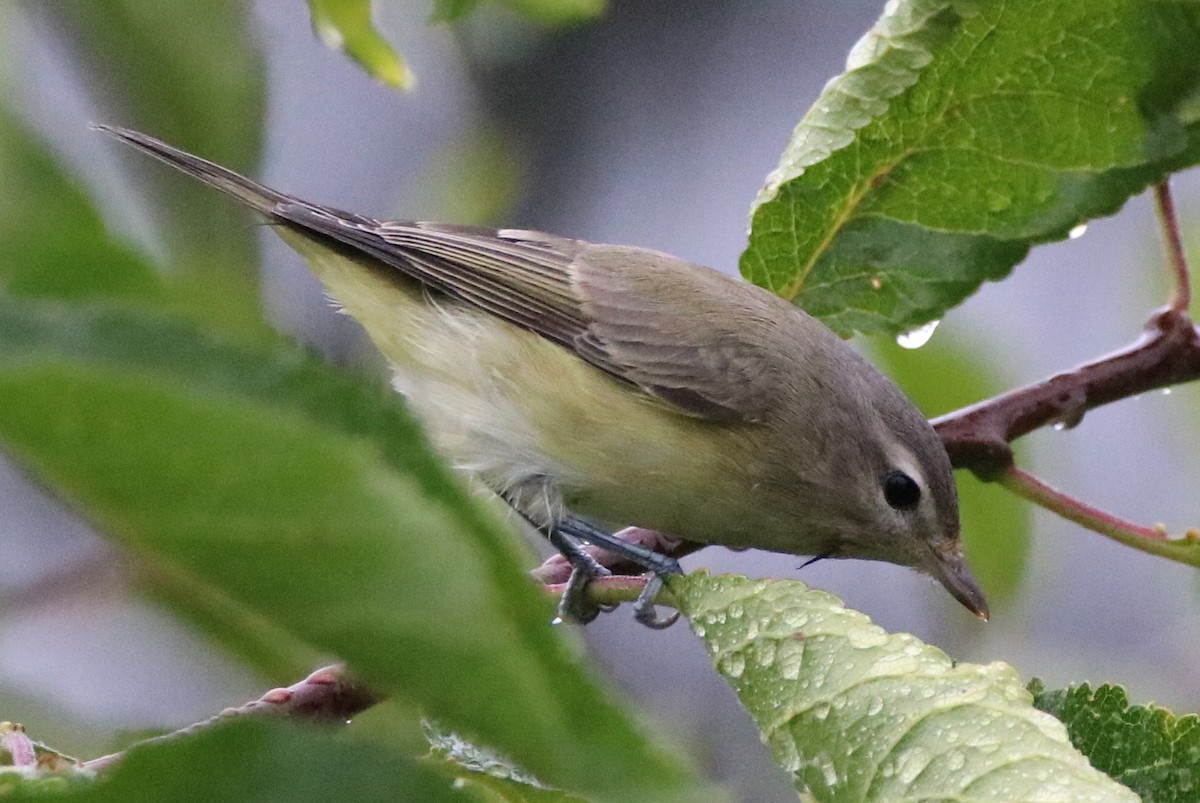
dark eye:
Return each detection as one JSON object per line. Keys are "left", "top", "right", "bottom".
{"left": 883, "top": 470, "right": 921, "bottom": 510}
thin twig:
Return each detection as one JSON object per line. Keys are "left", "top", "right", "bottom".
{"left": 1000, "top": 466, "right": 1200, "bottom": 565}
{"left": 1155, "top": 181, "right": 1192, "bottom": 312}
{"left": 542, "top": 574, "right": 665, "bottom": 609}
{"left": 82, "top": 665, "right": 382, "bottom": 773}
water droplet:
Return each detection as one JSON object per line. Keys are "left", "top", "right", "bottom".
{"left": 897, "top": 319, "right": 940, "bottom": 349}
{"left": 895, "top": 746, "right": 932, "bottom": 784}
{"left": 847, "top": 624, "right": 888, "bottom": 648}
{"left": 550, "top": 616, "right": 563, "bottom": 626}
{"left": 810, "top": 752, "right": 839, "bottom": 788}
{"left": 1068, "top": 223, "right": 1088, "bottom": 239}
{"left": 812, "top": 702, "right": 832, "bottom": 721}
{"left": 778, "top": 640, "right": 805, "bottom": 680}
{"left": 1162, "top": 387, "right": 1173, "bottom": 395}
{"left": 870, "top": 276, "right": 884, "bottom": 290}
{"left": 1053, "top": 422, "right": 1066, "bottom": 431}
{"left": 867, "top": 696, "right": 884, "bottom": 715}
{"left": 719, "top": 652, "right": 746, "bottom": 678}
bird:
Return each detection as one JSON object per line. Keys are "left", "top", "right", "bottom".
{"left": 96, "top": 124, "right": 988, "bottom": 628}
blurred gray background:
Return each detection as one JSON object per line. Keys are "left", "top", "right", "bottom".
{"left": 3, "top": 1, "right": 1199, "bottom": 800}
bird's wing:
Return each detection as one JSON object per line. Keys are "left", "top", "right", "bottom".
{"left": 280, "top": 205, "right": 781, "bottom": 421}
{"left": 96, "top": 125, "right": 779, "bottom": 422}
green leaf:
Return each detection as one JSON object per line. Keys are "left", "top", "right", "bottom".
{"left": 497, "top": 0, "right": 605, "bottom": 25}
{"left": 672, "top": 572, "right": 1138, "bottom": 801}
{"left": 742, "top": 0, "right": 1200, "bottom": 336}
{"left": 425, "top": 725, "right": 592, "bottom": 801}
{"left": 413, "top": 131, "right": 526, "bottom": 225}
{"left": 309, "top": 0, "right": 414, "bottom": 90}
{"left": 0, "top": 108, "right": 263, "bottom": 340}
{"left": 0, "top": 110, "right": 163, "bottom": 303}
{"left": 36, "top": 0, "right": 266, "bottom": 333}
{"left": 431, "top": 0, "right": 603, "bottom": 25}
{"left": 431, "top": 0, "right": 483, "bottom": 23}
{"left": 1031, "top": 681, "right": 1200, "bottom": 802}
{"left": 10, "top": 720, "right": 468, "bottom": 802}
{"left": 0, "top": 298, "right": 713, "bottom": 803}
{"left": 872, "top": 335, "right": 1031, "bottom": 602}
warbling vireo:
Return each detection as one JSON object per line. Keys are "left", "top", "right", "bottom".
{"left": 98, "top": 125, "right": 988, "bottom": 628}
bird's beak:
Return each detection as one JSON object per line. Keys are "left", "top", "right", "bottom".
{"left": 926, "top": 541, "right": 989, "bottom": 621}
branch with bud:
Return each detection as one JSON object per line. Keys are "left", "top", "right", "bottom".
{"left": 81, "top": 665, "right": 381, "bottom": 773}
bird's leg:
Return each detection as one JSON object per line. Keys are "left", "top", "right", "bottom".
{"left": 544, "top": 527, "right": 614, "bottom": 624}
{"left": 555, "top": 515, "right": 682, "bottom": 629}
{"left": 503, "top": 487, "right": 681, "bottom": 628}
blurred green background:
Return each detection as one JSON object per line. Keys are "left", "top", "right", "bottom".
{"left": 1, "top": 2, "right": 1199, "bottom": 801}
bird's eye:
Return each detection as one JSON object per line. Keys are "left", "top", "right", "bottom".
{"left": 883, "top": 470, "right": 921, "bottom": 510}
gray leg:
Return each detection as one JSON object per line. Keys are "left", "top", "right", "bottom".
{"left": 556, "top": 515, "right": 681, "bottom": 629}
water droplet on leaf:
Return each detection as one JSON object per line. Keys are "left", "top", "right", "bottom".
{"left": 897, "top": 319, "right": 940, "bottom": 349}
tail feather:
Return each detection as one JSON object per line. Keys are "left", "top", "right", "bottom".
{"left": 92, "top": 124, "right": 289, "bottom": 216}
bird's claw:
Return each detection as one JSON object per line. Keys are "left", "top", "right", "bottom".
{"left": 632, "top": 573, "right": 680, "bottom": 629}
{"left": 557, "top": 564, "right": 612, "bottom": 624}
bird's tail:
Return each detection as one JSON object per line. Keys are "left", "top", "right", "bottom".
{"left": 93, "top": 124, "right": 289, "bottom": 215}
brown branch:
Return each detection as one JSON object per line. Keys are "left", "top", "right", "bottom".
{"left": 933, "top": 306, "right": 1200, "bottom": 478}
{"left": 83, "top": 665, "right": 383, "bottom": 773}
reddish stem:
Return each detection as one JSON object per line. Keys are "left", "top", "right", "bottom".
{"left": 1155, "top": 181, "right": 1192, "bottom": 312}
{"left": 1000, "top": 466, "right": 1165, "bottom": 541}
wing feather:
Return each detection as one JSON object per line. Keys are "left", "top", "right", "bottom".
{"left": 276, "top": 204, "right": 782, "bottom": 421}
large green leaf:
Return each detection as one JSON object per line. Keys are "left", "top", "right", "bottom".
{"left": 1031, "top": 681, "right": 1200, "bottom": 802}
{"left": 743, "top": 0, "right": 1200, "bottom": 336}
{"left": 8, "top": 720, "right": 467, "bottom": 802}
{"left": 672, "top": 572, "right": 1137, "bottom": 801}
{"left": 0, "top": 110, "right": 163, "bottom": 303}
{"left": 34, "top": 0, "right": 266, "bottom": 333}
{"left": 0, "top": 298, "right": 712, "bottom": 803}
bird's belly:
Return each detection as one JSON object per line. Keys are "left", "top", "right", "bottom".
{"left": 289, "top": 239, "right": 784, "bottom": 546}
{"left": 393, "top": 307, "right": 761, "bottom": 541}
